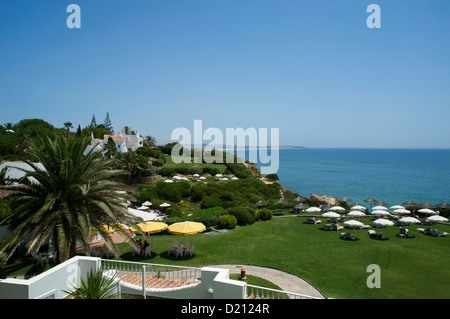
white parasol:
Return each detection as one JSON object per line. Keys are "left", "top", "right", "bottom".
{"left": 426, "top": 215, "right": 449, "bottom": 223}
{"left": 392, "top": 209, "right": 411, "bottom": 215}
{"left": 305, "top": 207, "right": 321, "bottom": 213}
{"left": 347, "top": 211, "right": 366, "bottom": 217}
{"left": 372, "top": 219, "right": 394, "bottom": 227}
{"left": 321, "top": 212, "right": 341, "bottom": 218}
{"left": 399, "top": 217, "right": 421, "bottom": 224}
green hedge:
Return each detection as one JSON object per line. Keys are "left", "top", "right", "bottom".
{"left": 226, "top": 207, "right": 255, "bottom": 226}
{"left": 219, "top": 214, "right": 237, "bottom": 229}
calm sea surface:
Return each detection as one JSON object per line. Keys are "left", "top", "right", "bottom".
{"left": 246, "top": 148, "right": 450, "bottom": 208}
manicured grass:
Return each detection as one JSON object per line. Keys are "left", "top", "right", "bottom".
{"left": 114, "top": 217, "right": 450, "bottom": 299}
{"left": 4, "top": 217, "right": 450, "bottom": 299}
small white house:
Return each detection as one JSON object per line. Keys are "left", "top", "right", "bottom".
{"left": 116, "top": 130, "right": 144, "bottom": 152}
{"left": 86, "top": 130, "right": 143, "bottom": 155}
{"left": 104, "top": 135, "right": 128, "bottom": 153}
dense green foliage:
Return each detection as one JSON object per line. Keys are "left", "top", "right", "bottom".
{"left": 0, "top": 116, "right": 118, "bottom": 159}
{"left": 256, "top": 208, "right": 273, "bottom": 221}
{"left": 0, "top": 134, "right": 142, "bottom": 263}
{"left": 218, "top": 214, "right": 237, "bottom": 229}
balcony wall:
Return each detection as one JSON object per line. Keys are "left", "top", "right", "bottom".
{"left": 0, "top": 256, "right": 100, "bottom": 299}
{"left": 0, "top": 257, "right": 246, "bottom": 299}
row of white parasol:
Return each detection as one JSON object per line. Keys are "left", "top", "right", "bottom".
{"left": 317, "top": 204, "right": 449, "bottom": 226}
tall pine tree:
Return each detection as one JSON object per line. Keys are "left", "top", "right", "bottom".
{"left": 90, "top": 114, "right": 97, "bottom": 128}
{"left": 104, "top": 112, "right": 114, "bottom": 134}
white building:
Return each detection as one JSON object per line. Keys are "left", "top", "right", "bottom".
{"left": 86, "top": 130, "right": 144, "bottom": 155}
{"left": 116, "top": 130, "right": 144, "bottom": 152}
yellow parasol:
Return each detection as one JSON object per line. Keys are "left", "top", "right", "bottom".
{"left": 98, "top": 225, "right": 115, "bottom": 234}
{"left": 167, "top": 221, "right": 206, "bottom": 235}
{"left": 129, "top": 221, "right": 169, "bottom": 234}
{"left": 167, "top": 221, "right": 206, "bottom": 248}
{"left": 98, "top": 223, "right": 126, "bottom": 234}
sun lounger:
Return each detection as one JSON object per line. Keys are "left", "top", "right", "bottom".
{"left": 323, "top": 223, "right": 343, "bottom": 231}
{"left": 397, "top": 227, "right": 414, "bottom": 238}
{"left": 306, "top": 218, "right": 321, "bottom": 224}
{"left": 431, "top": 229, "right": 448, "bottom": 237}
{"left": 340, "top": 232, "right": 357, "bottom": 241}
{"left": 420, "top": 219, "right": 433, "bottom": 226}
{"left": 375, "top": 232, "right": 388, "bottom": 240}
{"left": 395, "top": 221, "right": 409, "bottom": 226}
{"left": 368, "top": 229, "right": 388, "bottom": 240}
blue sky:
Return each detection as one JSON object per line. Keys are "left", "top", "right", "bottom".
{"left": 1, "top": 0, "right": 449, "bottom": 148}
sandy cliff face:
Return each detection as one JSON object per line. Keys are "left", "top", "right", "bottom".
{"left": 310, "top": 194, "right": 340, "bottom": 206}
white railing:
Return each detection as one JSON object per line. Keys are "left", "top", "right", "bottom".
{"left": 246, "top": 284, "right": 324, "bottom": 299}
{"left": 101, "top": 259, "right": 202, "bottom": 298}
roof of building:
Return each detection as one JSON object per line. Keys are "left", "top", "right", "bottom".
{"left": 104, "top": 135, "right": 125, "bottom": 142}
{"left": 0, "top": 188, "right": 15, "bottom": 199}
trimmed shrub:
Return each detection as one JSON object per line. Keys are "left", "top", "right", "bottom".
{"left": 161, "top": 188, "right": 182, "bottom": 202}
{"left": 192, "top": 215, "right": 219, "bottom": 228}
{"left": 256, "top": 208, "right": 273, "bottom": 221}
{"left": 202, "top": 167, "right": 220, "bottom": 176}
{"left": 226, "top": 207, "right": 255, "bottom": 226}
{"left": 174, "top": 166, "right": 191, "bottom": 175}
{"left": 191, "top": 185, "right": 205, "bottom": 202}
{"left": 200, "top": 196, "right": 221, "bottom": 209}
{"left": 138, "top": 189, "right": 159, "bottom": 202}
{"left": 159, "top": 167, "right": 175, "bottom": 177}
{"left": 219, "top": 214, "right": 237, "bottom": 229}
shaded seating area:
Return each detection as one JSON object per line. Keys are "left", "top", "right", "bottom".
{"left": 306, "top": 218, "right": 321, "bottom": 224}
{"left": 396, "top": 227, "right": 415, "bottom": 239}
{"left": 130, "top": 239, "right": 154, "bottom": 257}
{"left": 368, "top": 229, "right": 388, "bottom": 240}
{"left": 323, "top": 223, "right": 343, "bottom": 231}
{"left": 422, "top": 228, "right": 449, "bottom": 237}
{"left": 30, "top": 247, "right": 58, "bottom": 266}
{"left": 420, "top": 218, "right": 434, "bottom": 226}
{"left": 340, "top": 232, "right": 358, "bottom": 241}
{"left": 91, "top": 246, "right": 113, "bottom": 258}
{"left": 167, "top": 240, "right": 196, "bottom": 258}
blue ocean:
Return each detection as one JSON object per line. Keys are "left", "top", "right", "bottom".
{"left": 246, "top": 148, "right": 450, "bottom": 208}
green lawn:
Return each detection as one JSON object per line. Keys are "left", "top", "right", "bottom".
{"left": 115, "top": 216, "right": 450, "bottom": 299}
{"left": 3, "top": 216, "right": 450, "bottom": 299}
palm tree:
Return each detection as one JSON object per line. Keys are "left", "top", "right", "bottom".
{"left": 64, "top": 122, "right": 74, "bottom": 133}
{"left": 0, "top": 134, "right": 143, "bottom": 263}
{"left": 144, "top": 135, "right": 157, "bottom": 148}
{"left": 3, "top": 123, "right": 14, "bottom": 131}
{"left": 122, "top": 126, "right": 131, "bottom": 135}
{"left": 103, "top": 137, "right": 117, "bottom": 159}
{"left": 115, "top": 152, "right": 149, "bottom": 185}
{"left": 64, "top": 268, "right": 119, "bottom": 299}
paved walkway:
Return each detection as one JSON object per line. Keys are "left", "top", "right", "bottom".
{"left": 205, "top": 263, "right": 326, "bottom": 299}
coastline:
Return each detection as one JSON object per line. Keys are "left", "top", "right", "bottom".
{"left": 216, "top": 145, "right": 306, "bottom": 151}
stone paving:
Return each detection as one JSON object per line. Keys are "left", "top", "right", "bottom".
{"left": 205, "top": 263, "right": 327, "bottom": 299}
